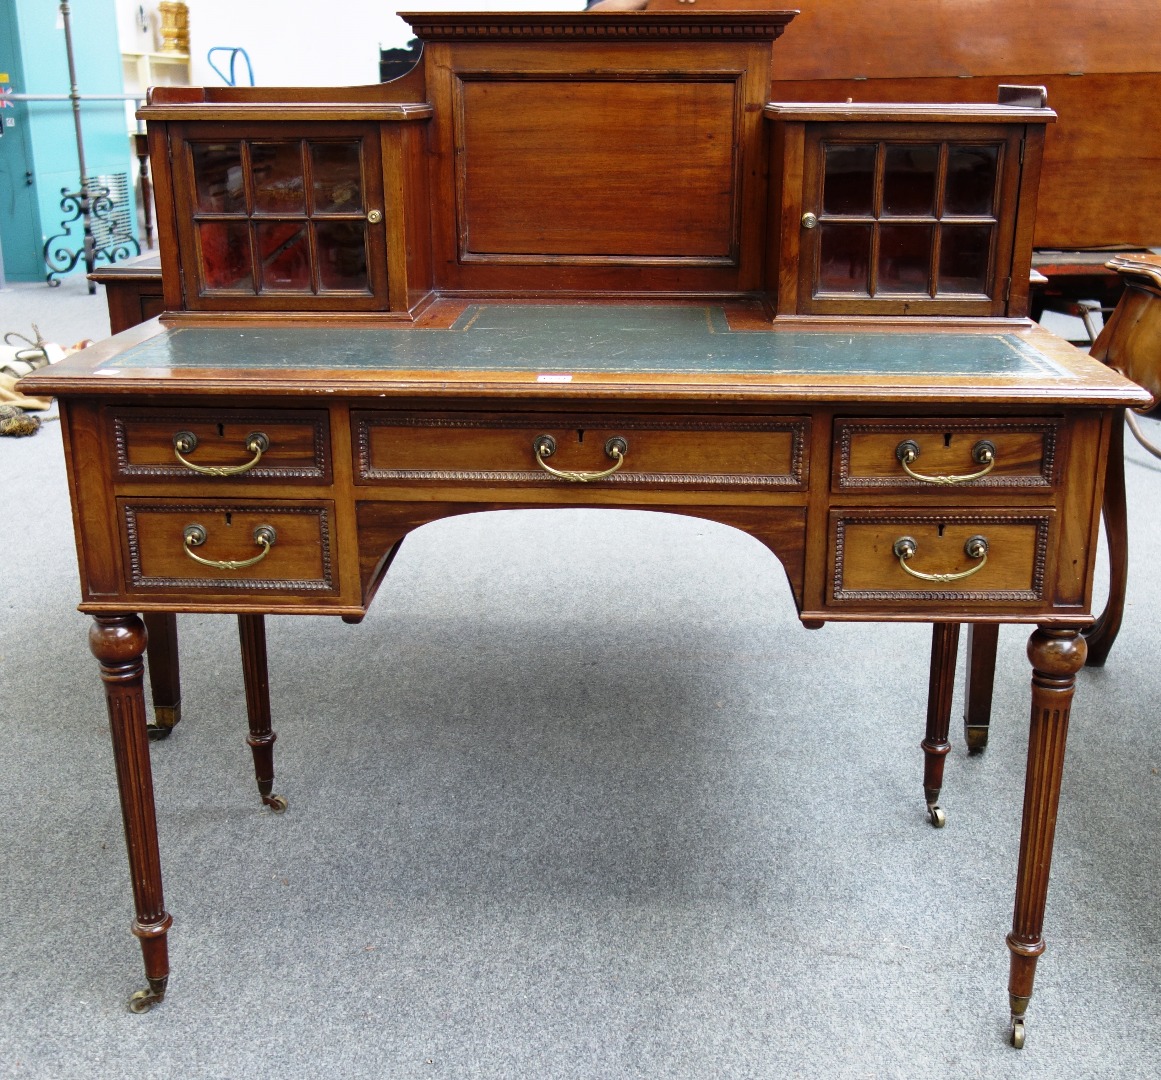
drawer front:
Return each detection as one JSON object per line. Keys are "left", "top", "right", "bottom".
{"left": 828, "top": 510, "right": 1052, "bottom": 606}
{"left": 111, "top": 407, "right": 331, "bottom": 482}
{"left": 121, "top": 501, "right": 337, "bottom": 593}
{"left": 353, "top": 412, "right": 809, "bottom": 489}
{"left": 833, "top": 417, "right": 1059, "bottom": 492}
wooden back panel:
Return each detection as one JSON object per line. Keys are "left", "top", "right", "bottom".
{"left": 406, "top": 12, "right": 794, "bottom": 296}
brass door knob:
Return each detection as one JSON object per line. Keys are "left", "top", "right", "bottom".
{"left": 366, "top": 209, "right": 383, "bottom": 224}
{"left": 801, "top": 212, "right": 818, "bottom": 229}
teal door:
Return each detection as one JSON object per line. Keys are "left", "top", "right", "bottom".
{"left": 0, "top": 0, "right": 44, "bottom": 280}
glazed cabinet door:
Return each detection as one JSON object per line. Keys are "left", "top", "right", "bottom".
{"left": 169, "top": 121, "right": 390, "bottom": 311}
{"left": 797, "top": 122, "right": 1024, "bottom": 317}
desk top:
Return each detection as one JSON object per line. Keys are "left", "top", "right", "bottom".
{"left": 24, "top": 303, "right": 1149, "bottom": 409}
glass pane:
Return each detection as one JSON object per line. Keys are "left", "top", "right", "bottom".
{"left": 311, "top": 142, "right": 364, "bottom": 214}
{"left": 939, "top": 225, "right": 993, "bottom": 293}
{"left": 255, "top": 222, "right": 312, "bottom": 292}
{"left": 818, "top": 223, "right": 871, "bottom": 294}
{"left": 191, "top": 143, "right": 245, "bottom": 213}
{"left": 945, "top": 145, "right": 999, "bottom": 216}
{"left": 822, "top": 144, "right": 876, "bottom": 216}
{"left": 251, "top": 141, "right": 305, "bottom": 214}
{"left": 882, "top": 145, "right": 938, "bottom": 216}
{"left": 878, "top": 224, "right": 933, "bottom": 294}
{"left": 197, "top": 222, "right": 253, "bottom": 291}
{"left": 317, "top": 222, "right": 369, "bottom": 291}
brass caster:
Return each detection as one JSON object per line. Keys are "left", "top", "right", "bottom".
{"left": 964, "top": 724, "right": 990, "bottom": 754}
{"left": 927, "top": 804, "right": 947, "bottom": 828}
{"left": 127, "top": 984, "right": 166, "bottom": 1014}
{"left": 146, "top": 724, "right": 173, "bottom": 741}
{"left": 264, "top": 793, "right": 288, "bottom": 814}
{"left": 1010, "top": 1018, "right": 1026, "bottom": 1049}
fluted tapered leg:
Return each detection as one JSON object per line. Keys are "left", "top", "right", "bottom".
{"left": 90, "top": 614, "right": 172, "bottom": 1012}
{"left": 921, "top": 622, "right": 960, "bottom": 827}
{"left": 238, "top": 614, "right": 286, "bottom": 812}
{"left": 1006, "top": 625, "right": 1085, "bottom": 1049}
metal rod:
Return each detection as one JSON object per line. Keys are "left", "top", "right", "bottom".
{"left": 59, "top": 0, "right": 97, "bottom": 293}
{"left": 9, "top": 93, "right": 144, "bottom": 102}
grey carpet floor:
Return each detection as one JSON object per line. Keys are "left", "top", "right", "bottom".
{"left": 1, "top": 277, "right": 1159, "bottom": 1078}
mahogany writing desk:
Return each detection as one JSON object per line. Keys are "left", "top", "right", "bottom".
{"left": 17, "top": 10, "right": 1153, "bottom": 1050}
{"left": 25, "top": 303, "right": 1147, "bottom": 1044}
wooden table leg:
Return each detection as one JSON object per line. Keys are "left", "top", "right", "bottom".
{"left": 238, "top": 614, "right": 286, "bottom": 813}
{"left": 142, "top": 612, "right": 181, "bottom": 739}
{"left": 1006, "top": 625, "right": 1085, "bottom": 1049}
{"left": 1084, "top": 409, "right": 1127, "bottom": 667}
{"left": 89, "top": 614, "right": 173, "bottom": 1013}
{"left": 963, "top": 623, "right": 999, "bottom": 753}
{"left": 921, "top": 622, "right": 960, "bottom": 828}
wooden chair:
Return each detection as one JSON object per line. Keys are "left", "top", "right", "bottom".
{"left": 1080, "top": 253, "right": 1161, "bottom": 662}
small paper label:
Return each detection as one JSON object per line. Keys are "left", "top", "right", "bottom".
{"left": 94, "top": 369, "right": 121, "bottom": 376}
{"left": 536, "top": 374, "right": 573, "bottom": 383}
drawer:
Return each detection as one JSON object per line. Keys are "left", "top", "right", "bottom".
{"left": 120, "top": 500, "right": 337, "bottom": 593}
{"left": 828, "top": 510, "right": 1052, "bottom": 606}
{"left": 110, "top": 407, "right": 331, "bottom": 482}
{"left": 353, "top": 412, "right": 809, "bottom": 489}
{"left": 833, "top": 417, "right": 1059, "bottom": 492}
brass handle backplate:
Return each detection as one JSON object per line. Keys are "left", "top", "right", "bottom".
{"left": 895, "top": 439, "right": 996, "bottom": 485}
{"left": 893, "top": 534, "right": 989, "bottom": 583}
{"left": 533, "top": 434, "right": 628, "bottom": 482}
{"left": 173, "top": 430, "right": 269, "bottom": 476}
{"left": 183, "top": 523, "right": 276, "bottom": 571}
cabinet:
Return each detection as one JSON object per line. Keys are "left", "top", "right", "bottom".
{"left": 767, "top": 101, "right": 1051, "bottom": 318}
{"left": 169, "top": 121, "right": 389, "bottom": 310}
{"left": 139, "top": 90, "right": 433, "bottom": 317}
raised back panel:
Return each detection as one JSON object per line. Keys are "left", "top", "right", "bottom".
{"left": 457, "top": 76, "right": 739, "bottom": 262}
{"left": 407, "top": 12, "right": 794, "bottom": 296}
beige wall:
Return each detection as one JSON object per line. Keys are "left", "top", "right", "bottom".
{"left": 114, "top": 1, "right": 585, "bottom": 88}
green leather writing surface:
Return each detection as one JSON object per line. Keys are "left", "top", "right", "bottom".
{"left": 112, "top": 305, "right": 1066, "bottom": 377}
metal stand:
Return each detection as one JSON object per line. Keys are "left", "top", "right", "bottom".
{"left": 17, "top": 2, "right": 141, "bottom": 290}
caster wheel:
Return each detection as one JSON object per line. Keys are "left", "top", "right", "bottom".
{"left": 265, "top": 793, "right": 288, "bottom": 813}
{"left": 1010, "top": 1019, "right": 1026, "bottom": 1049}
{"left": 146, "top": 725, "right": 172, "bottom": 741}
{"left": 128, "top": 988, "right": 162, "bottom": 1013}
{"left": 928, "top": 805, "right": 946, "bottom": 828}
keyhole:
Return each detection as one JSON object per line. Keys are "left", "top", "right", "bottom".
{"left": 937, "top": 523, "right": 945, "bottom": 537}
{"left": 577, "top": 429, "right": 585, "bottom": 443}
{"left": 943, "top": 432, "right": 953, "bottom": 447}
{"left": 225, "top": 513, "right": 233, "bottom": 526}
{"left": 218, "top": 423, "right": 225, "bottom": 437}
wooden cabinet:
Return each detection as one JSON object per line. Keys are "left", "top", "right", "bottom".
{"left": 767, "top": 102, "right": 1052, "bottom": 318}
{"left": 168, "top": 122, "right": 389, "bottom": 310}
{"left": 139, "top": 91, "right": 433, "bottom": 318}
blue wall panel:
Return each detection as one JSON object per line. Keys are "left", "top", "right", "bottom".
{"left": 0, "top": 0, "right": 137, "bottom": 281}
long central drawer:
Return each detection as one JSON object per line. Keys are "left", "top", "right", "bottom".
{"left": 352, "top": 412, "right": 810, "bottom": 489}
